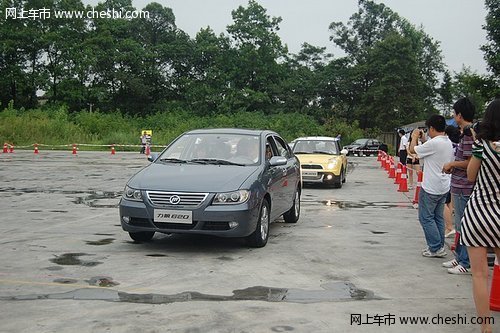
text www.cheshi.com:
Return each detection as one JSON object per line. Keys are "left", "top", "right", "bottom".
{"left": 350, "top": 313, "right": 495, "bottom": 326}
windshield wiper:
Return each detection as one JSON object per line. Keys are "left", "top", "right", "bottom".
{"left": 190, "top": 158, "right": 245, "bottom": 166}
{"left": 294, "top": 151, "right": 312, "bottom": 154}
{"left": 158, "top": 158, "right": 190, "bottom": 163}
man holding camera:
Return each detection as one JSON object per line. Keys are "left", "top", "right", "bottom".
{"left": 409, "top": 115, "right": 454, "bottom": 258}
{"left": 441, "top": 97, "right": 476, "bottom": 275}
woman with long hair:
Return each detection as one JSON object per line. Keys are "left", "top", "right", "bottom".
{"left": 460, "top": 99, "right": 500, "bottom": 333}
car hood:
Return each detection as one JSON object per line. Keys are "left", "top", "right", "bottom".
{"left": 344, "top": 144, "right": 361, "bottom": 149}
{"left": 295, "top": 154, "right": 339, "bottom": 164}
{"left": 128, "top": 163, "right": 260, "bottom": 192}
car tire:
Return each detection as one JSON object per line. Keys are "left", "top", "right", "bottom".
{"left": 334, "top": 169, "right": 344, "bottom": 188}
{"left": 342, "top": 167, "right": 347, "bottom": 183}
{"left": 283, "top": 188, "right": 300, "bottom": 223}
{"left": 129, "top": 231, "right": 155, "bottom": 242}
{"left": 246, "top": 199, "right": 270, "bottom": 248}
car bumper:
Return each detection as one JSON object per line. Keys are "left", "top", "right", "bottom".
{"left": 119, "top": 197, "right": 260, "bottom": 238}
{"left": 301, "top": 171, "right": 341, "bottom": 184}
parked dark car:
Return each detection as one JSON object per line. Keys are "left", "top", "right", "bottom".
{"left": 344, "top": 138, "right": 385, "bottom": 156}
{"left": 119, "top": 128, "right": 301, "bottom": 248}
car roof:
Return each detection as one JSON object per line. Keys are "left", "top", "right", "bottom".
{"left": 185, "top": 128, "right": 276, "bottom": 136}
{"left": 292, "top": 136, "right": 339, "bottom": 141}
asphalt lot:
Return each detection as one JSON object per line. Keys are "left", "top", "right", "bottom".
{"left": 0, "top": 150, "right": 498, "bottom": 333}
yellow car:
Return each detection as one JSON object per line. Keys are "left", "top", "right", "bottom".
{"left": 291, "top": 136, "right": 348, "bottom": 188}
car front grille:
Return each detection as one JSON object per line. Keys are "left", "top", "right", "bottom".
{"left": 153, "top": 222, "right": 197, "bottom": 230}
{"left": 301, "top": 164, "right": 323, "bottom": 170}
{"left": 147, "top": 191, "right": 209, "bottom": 208}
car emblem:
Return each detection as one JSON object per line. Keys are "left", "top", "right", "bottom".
{"left": 169, "top": 195, "right": 181, "bottom": 205}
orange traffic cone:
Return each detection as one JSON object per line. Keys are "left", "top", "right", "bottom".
{"left": 377, "top": 150, "right": 382, "bottom": 162}
{"left": 394, "top": 163, "right": 402, "bottom": 184}
{"left": 145, "top": 144, "right": 151, "bottom": 156}
{"left": 389, "top": 159, "right": 396, "bottom": 179}
{"left": 3, "top": 143, "right": 7, "bottom": 153}
{"left": 111, "top": 145, "right": 116, "bottom": 155}
{"left": 384, "top": 156, "right": 390, "bottom": 172}
{"left": 9, "top": 144, "right": 14, "bottom": 153}
{"left": 413, "top": 170, "right": 423, "bottom": 204}
{"left": 491, "top": 257, "right": 500, "bottom": 311}
{"left": 398, "top": 165, "right": 408, "bottom": 192}
{"left": 72, "top": 144, "right": 77, "bottom": 155}
{"left": 34, "top": 144, "right": 39, "bottom": 154}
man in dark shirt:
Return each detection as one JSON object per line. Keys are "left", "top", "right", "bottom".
{"left": 442, "top": 97, "right": 476, "bottom": 275}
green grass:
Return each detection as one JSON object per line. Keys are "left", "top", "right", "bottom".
{"left": 0, "top": 104, "right": 372, "bottom": 151}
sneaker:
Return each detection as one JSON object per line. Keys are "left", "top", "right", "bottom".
{"left": 447, "top": 264, "right": 471, "bottom": 275}
{"left": 422, "top": 247, "right": 447, "bottom": 258}
{"left": 442, "top": 259, "right": 459, "bottom": 268}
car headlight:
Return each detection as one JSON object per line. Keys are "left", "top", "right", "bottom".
{"left": 213, "top": 190, "right": 250, "bottom": 205}
{"left": 123, "top": 185, "right": 143, "bottom": 201}
{"left": 327, "top": 159, "right": 338, "bottom": 169}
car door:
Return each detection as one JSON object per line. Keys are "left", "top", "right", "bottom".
{"left": 264, "top": 136, "right": 286, "bottom": 218}
{"left": 336, "top": 140, "right": 347, "bottom": 170}
{"left": 272, "top": 135, "right": 299, "bottom": 214}
{"left": 368, "top": 140, "right": 380, "bottom": 154}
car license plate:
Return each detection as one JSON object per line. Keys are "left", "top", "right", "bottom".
{"left": 154, "top": 209, "right": 192, "bottom": 224}
{"left": 302, "top": 170, "right": 318, "bottom": 177}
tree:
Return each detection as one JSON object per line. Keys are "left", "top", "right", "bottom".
{"left": 225, "top": 0, "right": 287, "bottom": 113}
{"left": 452, "top": 67, "right": 500, "bottom": 116}
{"left": 328, "top": 0, "right": 444, "bottom": 130}
{"left": 438, "top": 71, "right": 453, "bottom": 117}
{"left": 482, "top": 0, "right": 500, "bottom": 78}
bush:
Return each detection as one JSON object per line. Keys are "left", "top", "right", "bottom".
{"left": 0, "top": 106, "right": 367, "bottom": 149}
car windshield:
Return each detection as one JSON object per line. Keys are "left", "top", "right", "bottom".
{"left": 293, "top": 140, "right": 339, "bottom": 155}
{"left": 157, "top": 133, "right": 261, "bottom": 166}
{"left": 352, "top": 139, "right": 369, "bottom": 145}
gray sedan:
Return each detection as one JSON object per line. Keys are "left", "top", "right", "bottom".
{"left": 119, "top": 128, "right": 301, "bottom": 247}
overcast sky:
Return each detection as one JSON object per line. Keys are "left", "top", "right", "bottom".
{"left": 88, "top": 0, "right": 489, "bottom": 75}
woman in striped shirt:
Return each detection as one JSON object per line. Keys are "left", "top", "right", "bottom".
{"left": 460, "top": 99, "right": 500, "bottom": 333}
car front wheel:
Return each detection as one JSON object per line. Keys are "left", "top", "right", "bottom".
{"left": 334, "top": 169, "right": 344, "bottom": 188}
{"left": 129, "top": 231, "right": 155, "bottom": 242}
{"left": 283, "top": 188, "right": 300, "bottom": 223}
{"left": 246, "top": 199, "right": 270, "bottom": 248}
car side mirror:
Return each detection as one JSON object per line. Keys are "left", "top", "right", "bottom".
{"left": 269, "top": 156, "right": 287, "bottom": 166}
{"left": 341, "top": 149, "right": 348, "bottom": 156}
{"left": 147, "top": 153, "right": 158, "bottom": 162}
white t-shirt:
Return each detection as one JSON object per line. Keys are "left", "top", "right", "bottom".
{"left": 414, "top": 135, "right": 454, "bottom": 195}
{"left": 399, "top": 135, "right": 409, "bottom": 151}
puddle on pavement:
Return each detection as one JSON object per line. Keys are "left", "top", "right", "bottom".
{"left": 86, "top": 276, "right": 119, "bottom": 287}
{"left": 44, "top": 266, "right": 64, "bottom": 271}
{"left": 49, "top": 253, "right": 102, "bottom": 267}
{"left": 53, "top": 278, "right": 78, "bottom": 284}
{"left": 1, "top": 281, "right": 379, "bottom": 304}
{"left": 370, "top": 231, "right": 388, "bottom": 235}
{"left": 216, "top": 256, "right": 234, "bottom": 261}
{"left": 0, "top": 187, "right": 120, "bottom": 209}
{"left": 364, "top": 240, "right": 381, "bottom": 245}
{"left": 73, "top": 191, "right": 121, "bottom": 208}
{"left": 85, "top": 238, "right": 115, "bottom": 246}
{"left": 303, "top": 200, "right": 413, "bottom": 210}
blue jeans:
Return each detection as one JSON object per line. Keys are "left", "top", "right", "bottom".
{"left": 418, "top": 189, "right": 447, "bottom": 253}
{"left": 452, "top": 193, "right": 470, "bottom": 268}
